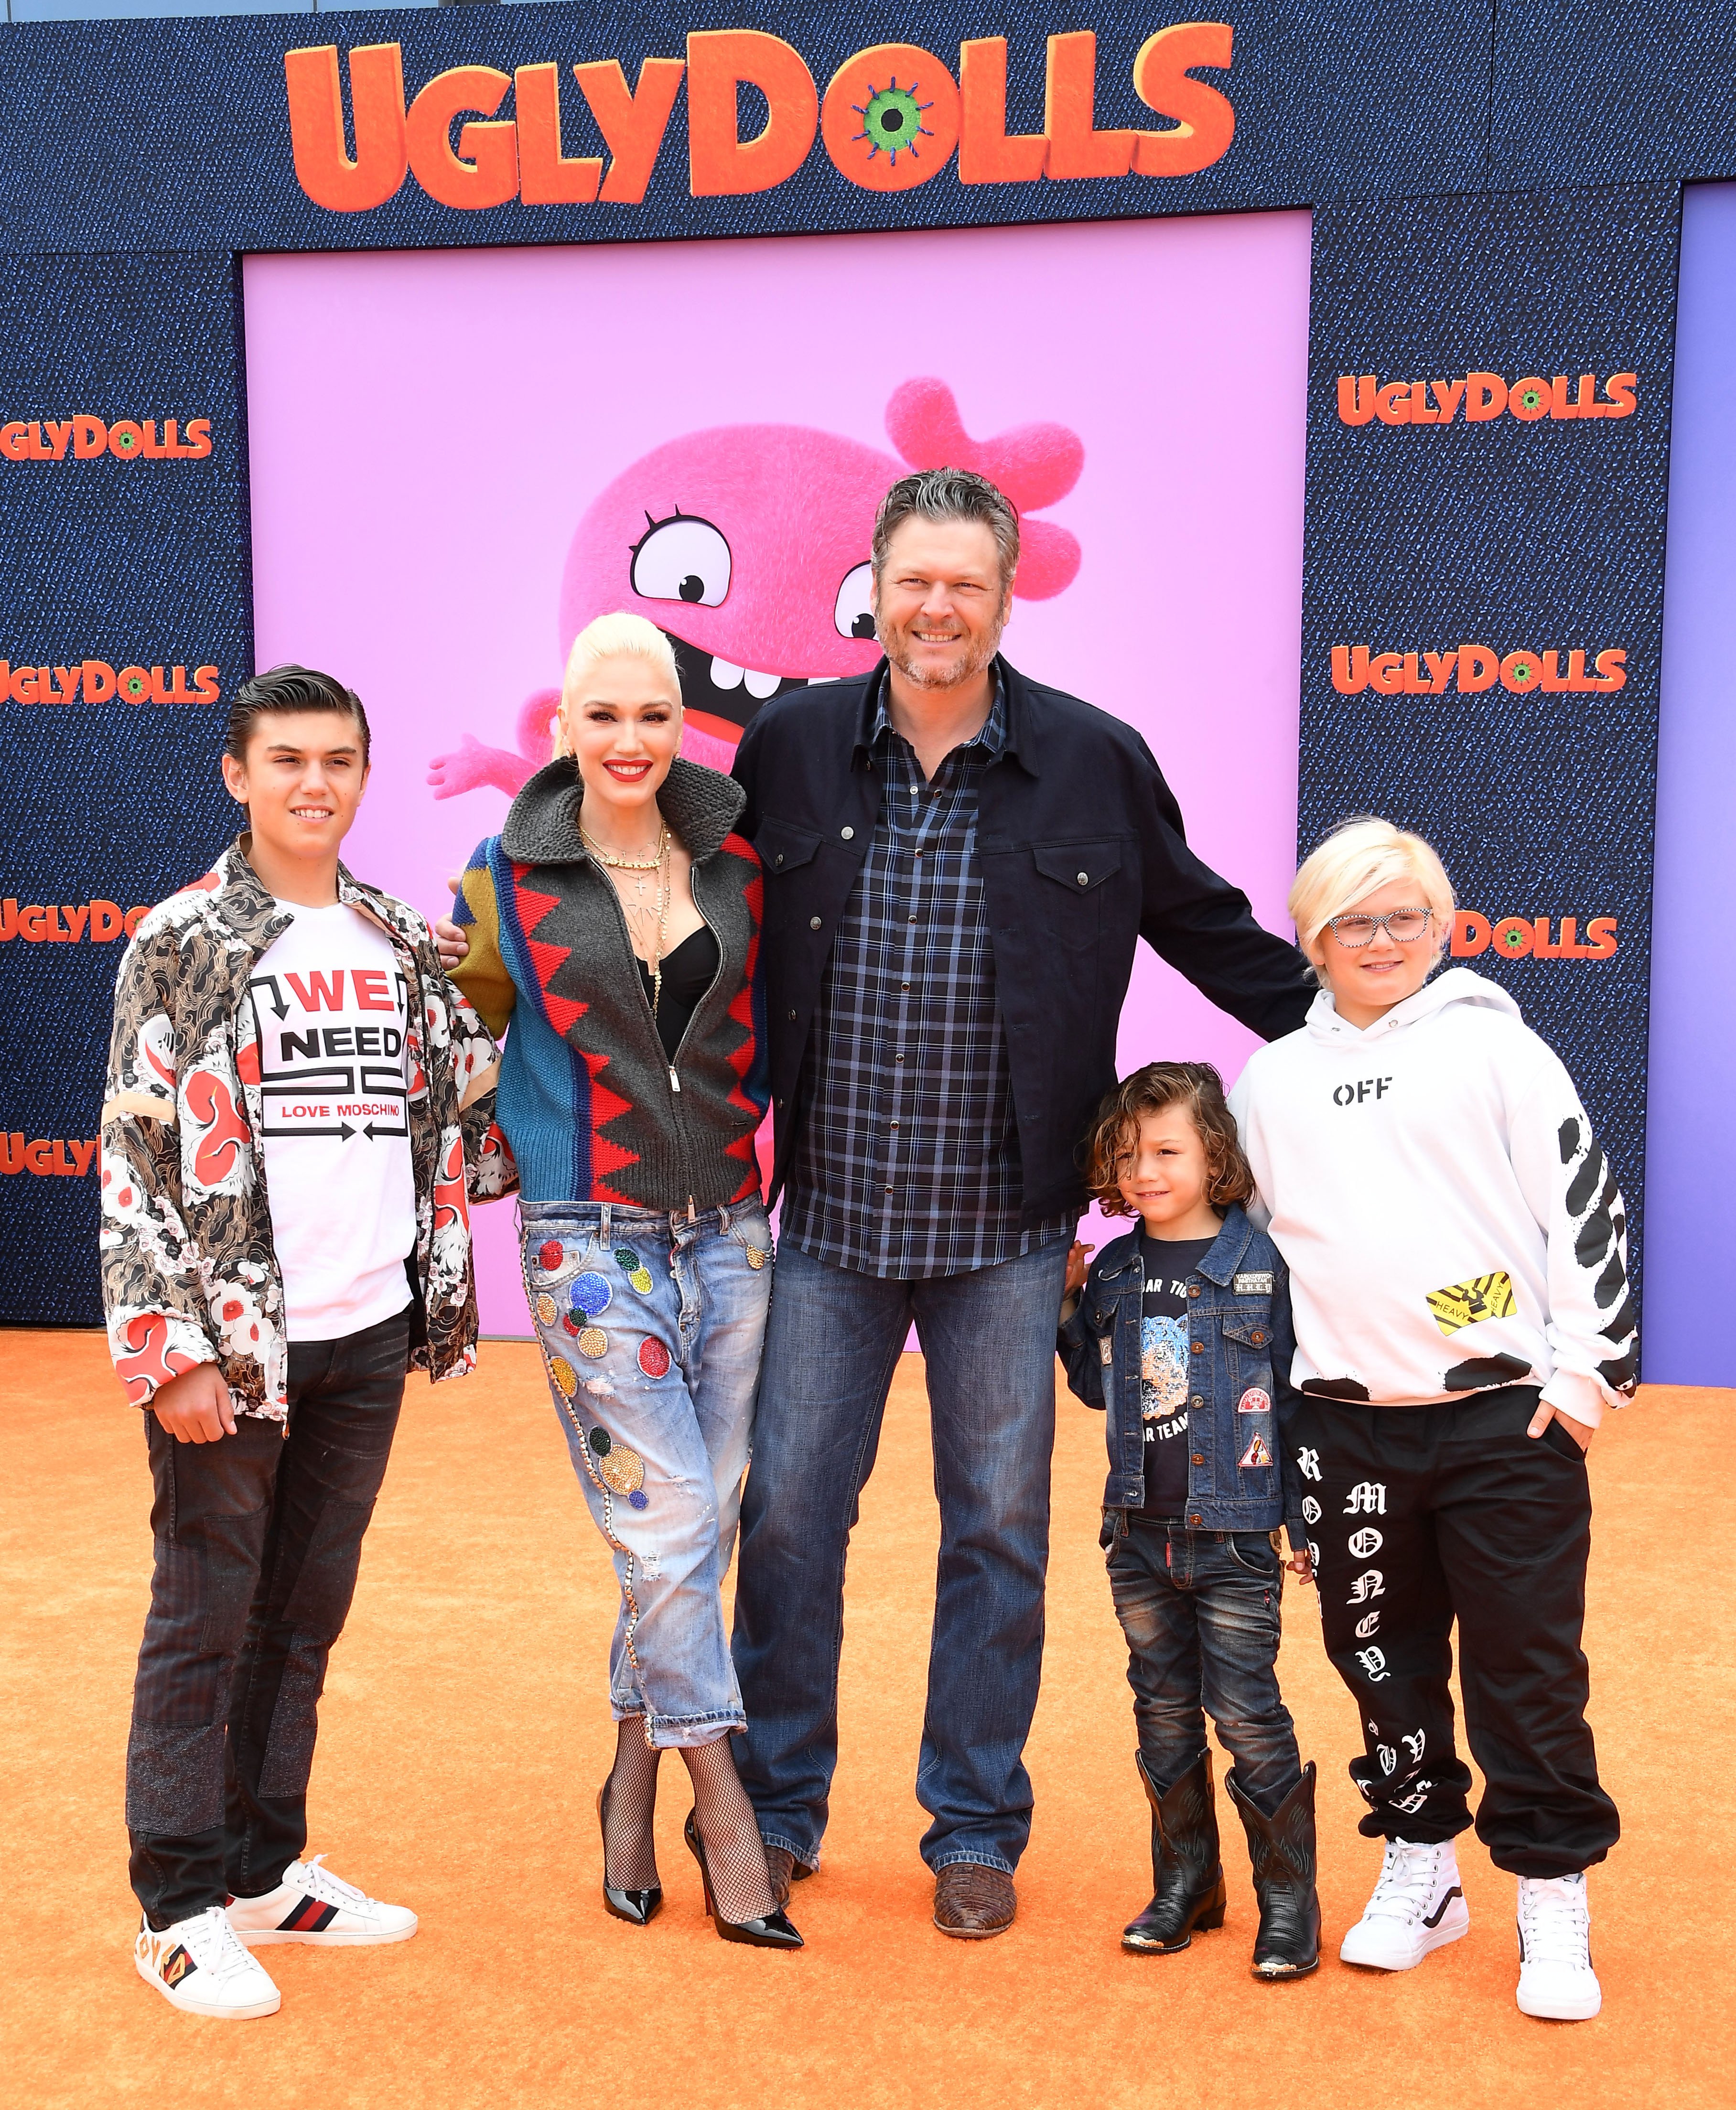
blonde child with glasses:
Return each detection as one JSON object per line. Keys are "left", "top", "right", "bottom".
{"left": 1228, "top": 817, "right": 1634, "bottom": 2023}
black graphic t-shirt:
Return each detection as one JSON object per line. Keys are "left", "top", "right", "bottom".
{"left": 1136, "top": 1232, "right": 1217, "bottom": 1518}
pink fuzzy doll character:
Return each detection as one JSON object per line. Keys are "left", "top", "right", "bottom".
{"left": 427, "top": 377, "right": 1083, "bottom": 796}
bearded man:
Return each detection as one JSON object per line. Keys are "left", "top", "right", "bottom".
{"left": 727, "top": 467, "right": 1315, "bottom": 1937}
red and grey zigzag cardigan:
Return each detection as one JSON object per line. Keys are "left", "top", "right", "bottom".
{"left": 452, "top": 755, "right": 768, "bottom": 1209}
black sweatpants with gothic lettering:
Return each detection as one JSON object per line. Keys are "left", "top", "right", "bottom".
{"left": 1287, "top": 1384, "right": 1618, "bottom": 1879}
{"left": 127, "top": 1312, "right": 407, "bottom": 1927}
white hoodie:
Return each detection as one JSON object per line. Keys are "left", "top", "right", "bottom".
{"left": 1228, "top": 967, "right": 1636, "bottom": 1429}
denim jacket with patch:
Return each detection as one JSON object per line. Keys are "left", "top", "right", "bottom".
{"left": 1058, "top": 1206, "right": 1306, "bottom": 1547}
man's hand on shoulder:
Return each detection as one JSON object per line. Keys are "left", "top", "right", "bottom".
{"left": 151, "top": 1363, "right": 236, "bottom": 1443}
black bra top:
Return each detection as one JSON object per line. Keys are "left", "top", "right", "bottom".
{"left": 638, "top": 923, "right": 722, "bottom": 1064}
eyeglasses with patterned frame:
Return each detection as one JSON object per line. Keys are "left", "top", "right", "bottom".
{"left": 1325, "top": 907, "right": 1434, "bottom": 948}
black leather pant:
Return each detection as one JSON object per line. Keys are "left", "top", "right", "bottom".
{"left": 1290, "top": 1384, "right": 1619, "bottom": 1878}
{"left": 126, "top": 1312, "right": 407, "bottom": 1927}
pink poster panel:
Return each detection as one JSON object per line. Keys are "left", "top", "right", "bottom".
{"left": 244, "top": 213, "right": 1311, "bottom": 1334}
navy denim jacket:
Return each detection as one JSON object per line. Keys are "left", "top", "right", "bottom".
{"left": 1058, "top": 1206, "right": 1306, "bottom": 1547}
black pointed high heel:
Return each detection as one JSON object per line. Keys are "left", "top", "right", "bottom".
{"left": 683, "top": 1812, "right": 804, "bottom": 1949}
{"left": 598, "top": 1784, "right": 662, "bottom": 1927}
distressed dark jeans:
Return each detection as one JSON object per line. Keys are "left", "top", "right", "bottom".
{"left": 1107, "top": 1520, "right": 1303, "bottom": 1815}
{"left": 126, "top": 1312, "right": 408, "bottom": 1928}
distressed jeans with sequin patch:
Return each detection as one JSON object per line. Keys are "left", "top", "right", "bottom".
{"left": 521, "top": 1199, "right": 772, "bottom": 1749}
{"left": 126, "top": 1310, "right": 409, "bottom": 1927}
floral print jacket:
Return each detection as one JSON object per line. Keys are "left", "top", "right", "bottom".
{"left": 99, "top": 840, "right": 518, "bottom": 1419}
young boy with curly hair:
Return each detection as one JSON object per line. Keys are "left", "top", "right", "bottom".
{"left": 1059, "top": 1061, "right": 1317, "bottom": 1980}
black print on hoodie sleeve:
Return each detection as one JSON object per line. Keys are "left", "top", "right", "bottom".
{"left": 1557, "top": 1116, "right": 1638, "bottom": 1396}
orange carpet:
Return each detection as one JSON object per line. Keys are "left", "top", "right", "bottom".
{"left": 2, "top": 1332, "right": 1729, "bottom": 2108}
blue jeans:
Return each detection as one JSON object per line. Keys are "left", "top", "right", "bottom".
{"left": 521, "top": 1198, "right": 773, "bottom": 1749}
{"left": 1106, "top": 1518, "right": 1301, "bottom": 1813}
{"left": 731, "top": 1235, "right": 1071, "bottom": 1874}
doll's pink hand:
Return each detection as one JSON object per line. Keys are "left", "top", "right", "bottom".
{"left": 426, "top": 734, "right": 536, "bottom": 801}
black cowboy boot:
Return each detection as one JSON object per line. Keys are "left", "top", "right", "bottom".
{"left": 1122, "top": 1750, "right": 1227, "bottom": 1954}
{"left": 1225, "top": 1762, "right": 1322, "bottom": 1979}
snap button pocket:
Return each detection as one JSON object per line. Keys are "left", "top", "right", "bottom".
{"left": 1076, "top": 872, "right": 1088, "bottom": 885}
{"left": 1251, "top": 1330, "right": 1266, "bottom": 1345}
{"left": 786, "top": 1009, "right": 797, "bottom": 1021}
{"left": 809, "top": 916, "right": 822, "bottom": 929}
{"left": 841, "top": 826, "right": 854, "bottom": 839}
{"left": 1187, "top": 1284, "right": 1201, "bottom": 1297}
{"left": 775, "top": 852, "right": 785, "bottom": 865}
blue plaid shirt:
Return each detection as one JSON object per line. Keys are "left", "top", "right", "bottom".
{"left": 781, "top": 677, "right": 1075, "bottom": 1279}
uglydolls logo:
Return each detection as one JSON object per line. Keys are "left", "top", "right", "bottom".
{"left": 0, "top": 417, "right": 212, "bottom": 462}
{"left": 1, "top": 661, "right": 221, "bottom": 705}
{"left": 1329, "top": 645, "right": 1626, "bottom": 696}
{"left": 1451, "top": 913, "right": 1618, "bottom": 961}
{"left": 0, "top": 899, "right": 150, "bottom": 943}
{"left": 1337, "top": 373, "right": 1636, "bottom": 427}
{"left": 1, "top": 1134, "right": 99, "bottom": 1176}
{"left": 284, "top": 25, "right": 1236, "bottom": 215}
{"left": 428, "top": 376, "right": 1084, "bottom": 797}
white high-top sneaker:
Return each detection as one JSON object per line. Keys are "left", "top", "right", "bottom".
{"left": 135, "top": 1905, "right": 282, "bottom": 2018}
{"left": 226, "top": 1854, "right": 418, "bottom": 1947}
{"left": 1339, "top": 1838, "right": 1470, "bottom": 1970}
{"left": 1516, "top": 1872, "right": 1601, "bottom": 2020}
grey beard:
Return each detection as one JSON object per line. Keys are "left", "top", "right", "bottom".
{"left": 883, "top": 620, "right": 1006, "bottom": 692}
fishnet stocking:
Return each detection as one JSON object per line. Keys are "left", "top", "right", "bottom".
{"left": 601, "top": 1715, "right": 662, "bottom": 1892}
{"left": 681, "top": 1735, "right": 776, "bottom": 1923}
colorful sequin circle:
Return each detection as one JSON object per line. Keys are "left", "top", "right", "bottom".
{"left": 627, "top": 1490, "right": 648, "bottom": 1510}
{"left": 570, "top": 1271, "right": 613, "bottom": 1318}
{"left": 550, "top": 1357, "right": 578, "bottom": 1399}
{"left": 561, "top": 1312, "right": 580, "bottom": 1336}
{"left": 745, "top": 1246, "right": 769, "bottom": 1271}
{"left": 599, "top": 1444, "right": 646, "bottom": 1496}
{"left": 615, "top": 1245, "right": 656, "bottom": 1295}
{"left": 535, "top": 1293, "right": 557, "bottom": 1326}
{"left": 637, "top": 1337, "right": 671, "bottom": 1378}
{"left": 578, "top": 1326, "right": 609, "bottom": 1359}
{"left": 538, "top": 1240, "right": 564, "bottom": 1273}
{"left": 588, "top": 1427, "right": 612, "bottom": 1455}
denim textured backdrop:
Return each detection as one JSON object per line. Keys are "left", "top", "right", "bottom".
{"left": 1, "top": 251, "right": 248, "bottom": 1322}
{"left": 0, "top": 0, "right": 1729, "bottom": 1352}
{"left": 1299, "top": 182, "right": 1683, "bottom": 1291}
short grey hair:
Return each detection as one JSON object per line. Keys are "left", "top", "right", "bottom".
{"left": 871, "top": 468, "right": 1019, "bottom": 590}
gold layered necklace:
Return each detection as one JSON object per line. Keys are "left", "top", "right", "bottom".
{"left": 582, "top": 819, "right": 673, "bottom": 1014}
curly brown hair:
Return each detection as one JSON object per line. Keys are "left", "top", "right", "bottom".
{"left": 1082, "top": 1061, "right": 1254, "bottom": 1217}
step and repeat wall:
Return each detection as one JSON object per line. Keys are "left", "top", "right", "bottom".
{"left": 2, "top": 3, "right": 1731, "bottom": 1376}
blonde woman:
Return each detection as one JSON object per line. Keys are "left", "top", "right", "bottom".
{"left": 443, "top": 614, "right": 798, "bottom": 1948}
{"left": 1228, "top": 817, "right": 1632, "bottom": 2021}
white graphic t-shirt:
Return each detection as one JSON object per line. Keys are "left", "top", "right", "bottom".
{"left": 250, "top": 901, "right": 416, "bottom": 1343}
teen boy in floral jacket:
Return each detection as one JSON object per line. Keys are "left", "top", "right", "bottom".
{"left": 101, "top": 666, "right": 512, "bottom": 2022}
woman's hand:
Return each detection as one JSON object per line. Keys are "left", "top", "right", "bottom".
{"left": 1064, "top": 1239, "right": 1094, "bottom": 1297}
{"left": 435, "top": 875, "right": 470, "bottom": 970}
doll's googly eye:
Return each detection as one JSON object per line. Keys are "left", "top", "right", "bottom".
{"left": 833, "top": 561, "right": 876, "bottom": 640}
{"left": 631, "top": 514, "right": 732, "bottom": 607}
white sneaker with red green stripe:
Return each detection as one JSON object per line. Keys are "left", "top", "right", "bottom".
{"left": 135, "top": 1905, "right": 282, "bottom": 2018}
{"left": 226, "top": 1855, "right": 418, "bottom": 1947}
